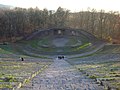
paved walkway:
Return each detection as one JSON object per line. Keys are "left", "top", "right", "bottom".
{"left": 20, "top": 58, "right": 104, "bottom": 90}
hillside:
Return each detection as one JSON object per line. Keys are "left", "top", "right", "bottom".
{"left": 0, "top": 28, "right": 120, "bottom": 89}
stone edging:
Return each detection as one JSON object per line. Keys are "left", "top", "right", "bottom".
{"left": 12, "top": 65, "right": 48, "bottom": 90}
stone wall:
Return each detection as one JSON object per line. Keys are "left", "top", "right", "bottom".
{"left": 26, "top": 28, "right": 96, "bottom": 40}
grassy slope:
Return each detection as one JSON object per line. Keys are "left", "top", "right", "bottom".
{"left": 67, "top": 45, "right": 120, "bottom": 89}
{"left": 18, "top": 35, "right": 93, "bottom": 55}
{"left": 0, "top": 42, "right": 52, "bottom": 88}
{"left": 0, "top": 45, "right": 15, "bottom": 54}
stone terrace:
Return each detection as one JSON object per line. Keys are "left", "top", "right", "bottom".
{"left": 20, "top": 58, "right": 104, "bottom": 90}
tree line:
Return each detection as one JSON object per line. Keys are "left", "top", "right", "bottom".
{"left": 0, "top": 7, "right": 120, "bottom": 42}
{"left": 68, "top": 9, "right": 120, "bottom": 42}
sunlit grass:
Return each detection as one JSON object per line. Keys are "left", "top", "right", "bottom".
{"left": 73, "top": 43, "right": 91, "bottom": 51}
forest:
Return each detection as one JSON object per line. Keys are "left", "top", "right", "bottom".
{"left": 0, "top": 7, "right": 120, "bottom": 43}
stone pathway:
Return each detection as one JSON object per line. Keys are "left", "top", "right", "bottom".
{"left": 20, "top": 58, "right": 104, "bottom": 90}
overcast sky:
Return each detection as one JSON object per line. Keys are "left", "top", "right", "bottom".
{"left": 0, "top": 0, "right": 120, "bottom": 12}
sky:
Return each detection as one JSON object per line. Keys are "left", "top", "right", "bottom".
{"left": 0, "top": 0, "right": 120, "bottom": 12}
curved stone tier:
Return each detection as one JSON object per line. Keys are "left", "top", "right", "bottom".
{"left": 19, "top": 28, "right": 102, "bottom": 55}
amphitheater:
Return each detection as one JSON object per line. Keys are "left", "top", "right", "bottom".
{"left": 0, "top": 28, "right": 120, "bottom": 90}
{"left": 21, "top": 28, "right": 104, "bottom": 56}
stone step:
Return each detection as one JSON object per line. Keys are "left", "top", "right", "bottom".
{"left": 19, "top": 59, "right": 104, "bottom": 90}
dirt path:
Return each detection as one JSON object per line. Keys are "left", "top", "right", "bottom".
{"left": 20, "top": 58, "right": 104, "bottom": 90}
